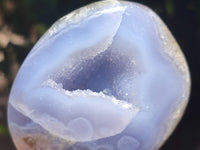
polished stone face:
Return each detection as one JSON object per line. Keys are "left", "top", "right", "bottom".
{"left": 8, "top": 0, "right": 190, "bottom": 150}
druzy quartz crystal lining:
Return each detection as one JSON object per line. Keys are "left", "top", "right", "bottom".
{"left": 8, "top": 0, "right": 190, "bottom": 150}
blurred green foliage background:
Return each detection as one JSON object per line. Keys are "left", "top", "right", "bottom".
{"left": 0, "top": 0, "right": 200, "bottom": 149}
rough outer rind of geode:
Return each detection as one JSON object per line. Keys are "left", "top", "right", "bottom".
{"left": 8, "top": 0, "right": 190, "bottom": 150}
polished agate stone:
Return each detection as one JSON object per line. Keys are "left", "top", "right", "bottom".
{"left": 8, "top": 0, "right": 190, "bottom": 150}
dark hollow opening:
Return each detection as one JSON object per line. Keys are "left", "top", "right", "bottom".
{"left": 53, "top": 49, "right": 134, "bottom": 100}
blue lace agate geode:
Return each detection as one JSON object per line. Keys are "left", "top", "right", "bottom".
{"left": 8, "top": 0, "right": 190, "bottom": 150}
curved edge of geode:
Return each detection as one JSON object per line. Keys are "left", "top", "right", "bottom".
{"left": 121, "top": 1, "right": 191, "bottom": 149}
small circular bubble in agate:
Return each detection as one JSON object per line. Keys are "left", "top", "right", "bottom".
{"left": 7, "top": 0, "right": 190, "bottom": 150}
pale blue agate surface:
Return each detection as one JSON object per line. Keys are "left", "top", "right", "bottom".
{"left": 8, "top": 1, "right": 190, "bottom": 150}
